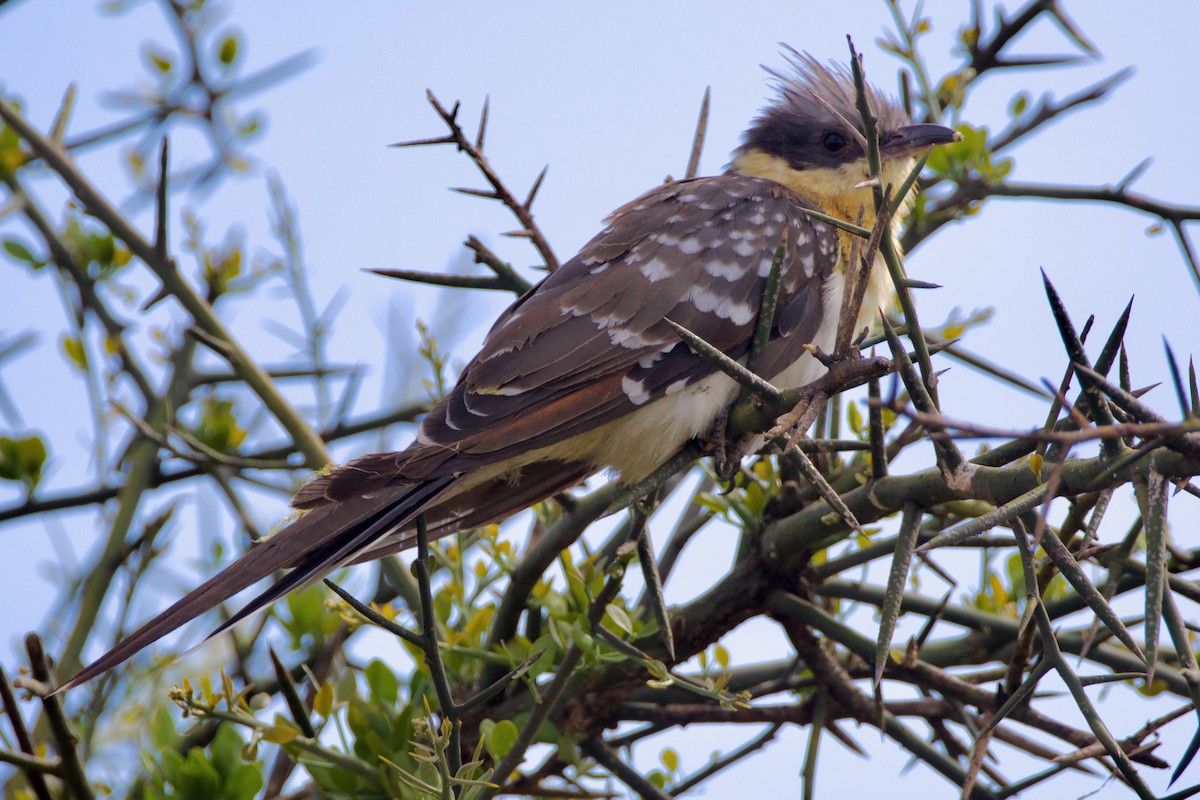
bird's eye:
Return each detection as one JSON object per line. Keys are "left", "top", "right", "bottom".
{"left": 821, "top": 131, "right": 846, "bottom": 152}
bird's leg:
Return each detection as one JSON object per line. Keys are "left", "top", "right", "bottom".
{"left": 710, "top": 404, "right": 734, "bottom": 484}
{"left": 711, "top": 405, "right": 756, "bottom": 487}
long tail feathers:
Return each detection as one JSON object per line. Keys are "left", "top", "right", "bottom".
{"left": 58, "top": 476, "right": 456, "bottom": 692}
{"left": 348, "top": 459, "right": 592, "bottom": 564}
{"left": 198, "top": 476, "right": 455, "bottom": 643}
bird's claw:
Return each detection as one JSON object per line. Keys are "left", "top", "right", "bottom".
{"left": 710, "top": 406, "right": 746, "bottom": 488}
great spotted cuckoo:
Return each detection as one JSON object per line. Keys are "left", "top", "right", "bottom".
{"left": 62, "top": 51, "right": 958, "bottom": 689}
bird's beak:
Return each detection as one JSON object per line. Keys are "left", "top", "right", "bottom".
{"left": 881, "top": 123, "right": 961, "bottom": 158}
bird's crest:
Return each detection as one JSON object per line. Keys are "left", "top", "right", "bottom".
{"left": 737, "top": 46, "right": 910, "bottom": 168}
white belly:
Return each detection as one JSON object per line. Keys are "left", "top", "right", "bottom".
{"left": 596, "top": 256, "right": 892, "bottom": 481}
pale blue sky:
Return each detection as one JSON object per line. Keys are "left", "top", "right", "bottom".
{"left": 2, "top": 1, "right": 1198, "bottom": 796}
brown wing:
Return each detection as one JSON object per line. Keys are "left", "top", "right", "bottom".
{"left": 297, "top": 173, "right": 840, "bottom": 506}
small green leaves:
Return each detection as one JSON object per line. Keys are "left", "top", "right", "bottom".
{"left": 0, "top": 433, "right": 47, "bottom": 493}
{"left": 698, "top": 457, "right": 781, "bottom": 524}
{"left": 61, "top": 216, "right": 130, "bottom": 280}
{"left": 146, "top": 725, "right": 263, "bottom": 800}
{"left": 924, "top": 123, "right": 1013, "bottom": 186}
{"left": 938, "top": 306, "right": 992, "bottom": 341}
{"left": 416, "top": 319, "right": 450, "bottom": 401}
{"left": 217, "top": 33, "right": 240, "bottom": 68}
{"left": 192, "top": 396, "right": 247, "bottom": 454}
{"left": 202, "top": 241, "right": 244, "bottom": 296}
{"left": 3, "top": 238, "right": 44, "bottom": 269}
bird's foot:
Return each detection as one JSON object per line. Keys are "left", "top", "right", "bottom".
{"left": 710, "top": 407, "right": 746, "bottom": 487}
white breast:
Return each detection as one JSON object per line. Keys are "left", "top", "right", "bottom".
{"left": 594, "top": 250, "right": 893, "bottom": 481}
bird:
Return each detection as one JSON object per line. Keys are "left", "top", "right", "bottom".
{"left": 61, "top": 50, "right": 959, "bottom": 690}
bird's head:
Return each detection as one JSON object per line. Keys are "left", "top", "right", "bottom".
{"left": 731, "top": 49, "right": 959, "bottom": 226}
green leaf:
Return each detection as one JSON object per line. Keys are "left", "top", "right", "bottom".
{"left": 559, "top": 551, "right": 589, "bottom": 611}
{"left": 1028, "top": 453, "right": 1043, "bottom": 478}
{"left": 846, "top": 399, "right": 863, "bottom": 436}
{"left": 478, "top": 718, "right": 494, "bottom": 739}
{"left": 571, "top": 621, "right": 595, "bottom": 654}
{"left": 645, "top": 659, "right": 670, "bottom": 682}
{"left": 0, "top": 116, "right": 26, "bottom": 179}
{"left": 556, "top": 735, "right": 582, "bottom": 767}
{"left": 540, "top": 589, "right": 568, "bottom": 620}
{"left": 61, "top": 336, "right": 88, "bottom": 371}
{"left": 604, "top": 603, "right": 632, "bottom": 636}
{"left": 306, "top": 761, "right": 362, "bottom": 797}
{"left": 313, "top": 680, "right": 334, "bottom": 717}
{"left": 0, "top": 434, "right": 47, "bottom": 493}
{"left": 149, "top": 704, "right": 180, "bottom": 750}
{"left": 159, "top": 748, "right": 183, "bottom": 785}
{"left": 282, "top": 584, "right": 325, "bottom": 639}
{"left": 365, "top": 659, "right": 399, "bottom": 705}
{"left": 217, "top": 34, "right": 240, "bottom": 67}
{"left": 485, "top": 719, "right": 518, "bottom": 758}
{"left": 262, "top": 723, "right": 298, "bottom": 744}
{"left": 209, "top": 724, "right": 241, "bottom": 780}
{"left": 433, "top": 587, "right": 453, "bottom": 623}
{"left": 3, "top": 238, "right": 43, "bottom": 268}
{"left": 225, "top": 764, "right": 263, "bottom": 800}
{"left": 714, "top": 644, "right": 730, "bottom": 669}
{"left": 179, "top": 748, "right": 221, "bottom": 798}
{"left": 334, "top": 667, "right": 358, "bottom": 703}
{"left": 695, "top": 492, "right": 729, "bottom": 514}
{"left": 660, "top": 747, "right": 680, "bottom": 773}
